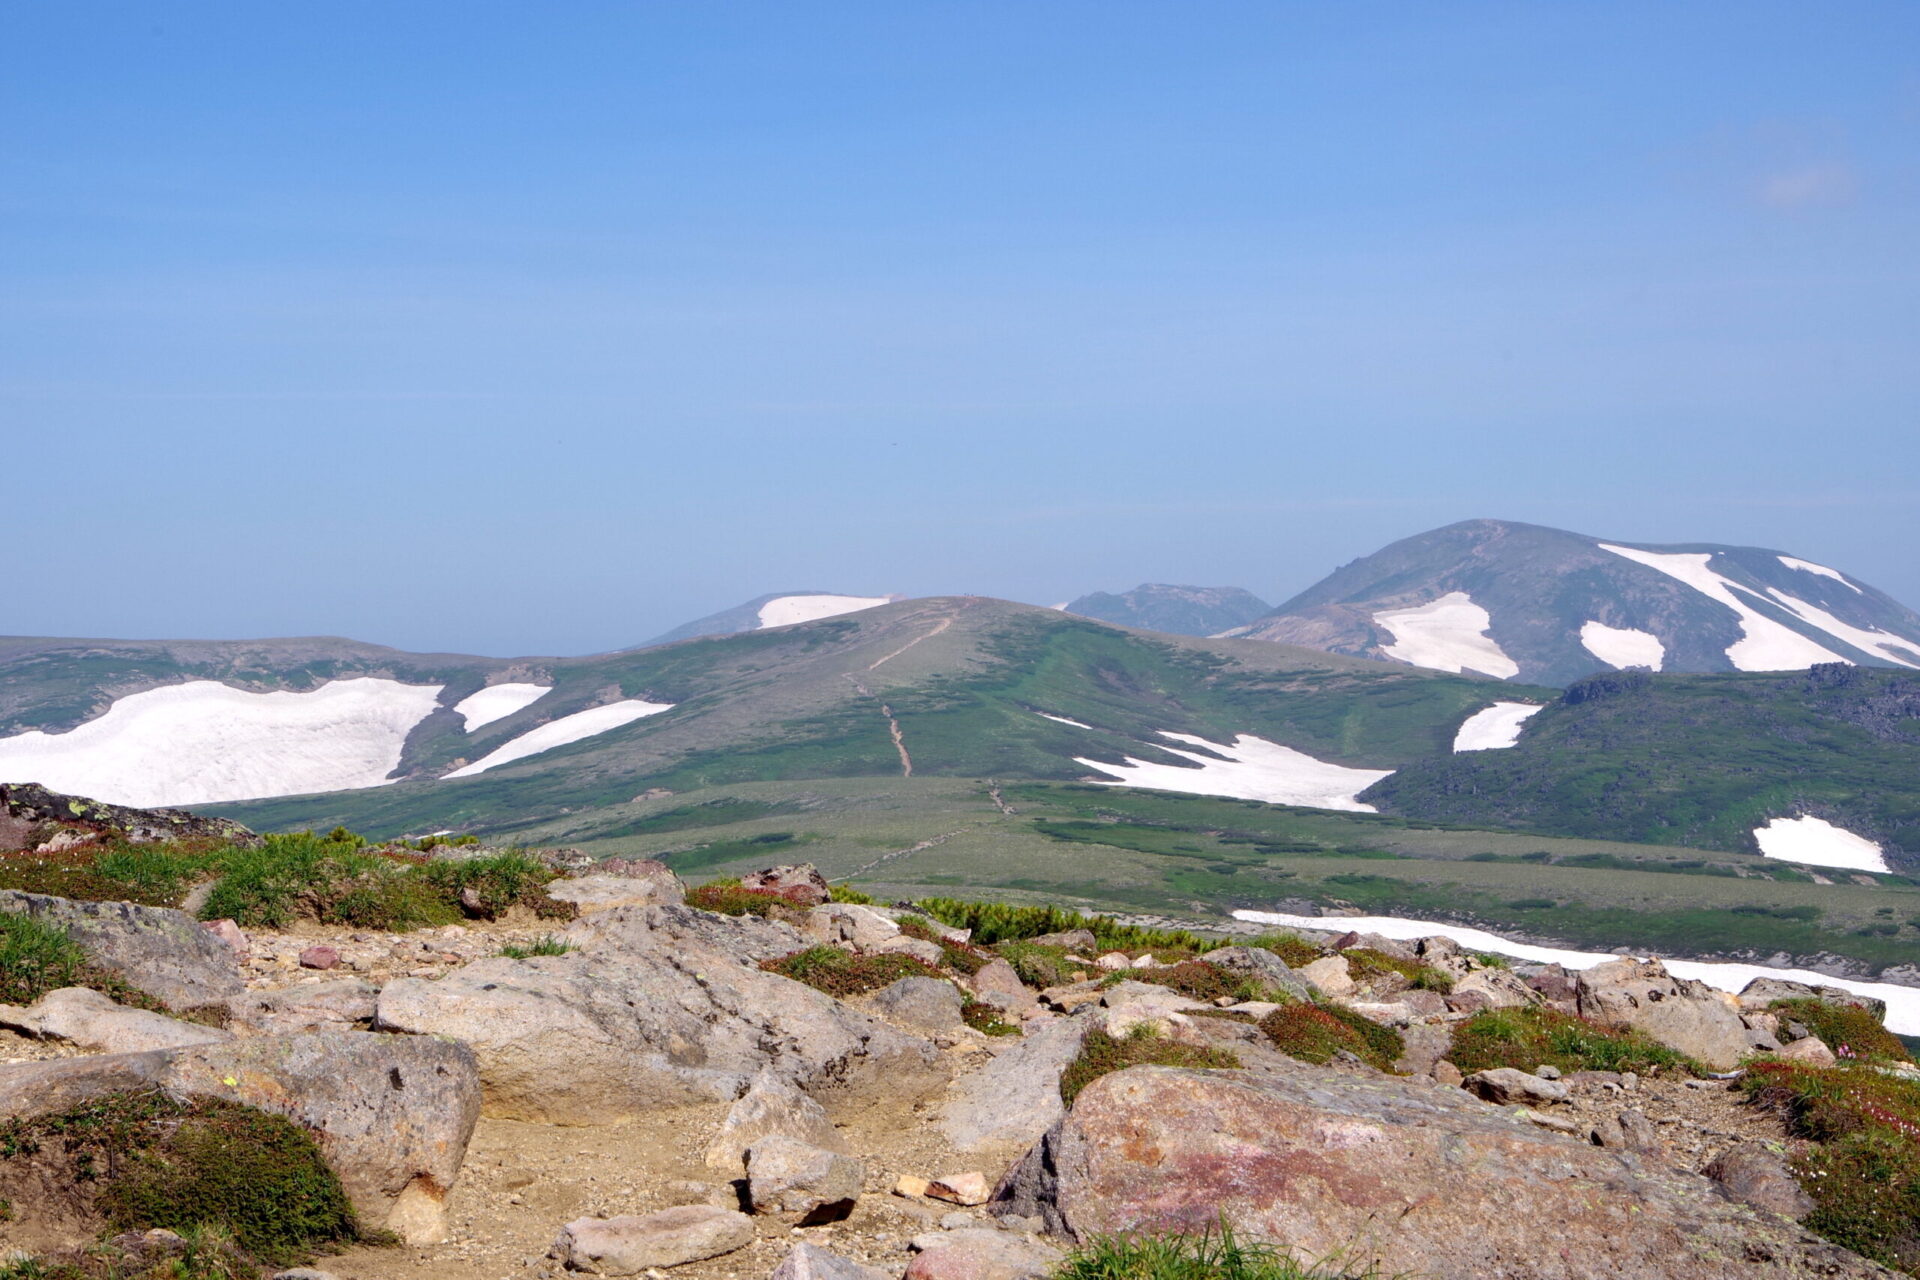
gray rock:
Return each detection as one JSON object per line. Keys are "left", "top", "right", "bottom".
{"left": 0, "top": 986, "right": 230, "bottom": 1054}
{"left": 741, "top": 864, "right": 832, "bottom": 907}
{"left": 1738, "top": 976, "right": 1887, "bottom": 1022}
{"left": 1297, "top": 955, "right": 1353, "bottom": 998}
{"left": 940, "top": 1014, "right": 1093, "bottom": 1151}
{"left": 1576, "top": 958, "right": 1752, "bottom": 1070}
{"left": 875, "top": 935, "right": 947, "bottom": 966}
{"left": 1202, "top": 947, "right": 1313, "bottom": 1001}
{"left": 768, "top": 1242, "right": 893, "bottom": 1280}
{"left": 375, "top": 904, "right": 942, "bottom": 1124}
{"left": 1392, "top": 1023, "right": 1454, "bottom": 1077}
{"left": 746, "top": 1134, "right": 865, "bottom": 1224}
{"left": 0, "top": 890, "right": 242, "bottom": 1014}
{"left": 225, "top": 978, "right": 378, "bottom": 1035}
{"left": 992, "top": 1063, "right": 1889, "bottom": 1280}
{"left": 1463, "top": 1067, "right": 1570, "bottom": 1106}
{"left": 0, "top": 1030, "right": 481, "bottom": 1245}
{"left": 1027, "top": 929, "right": 1095, "bottom": 951}
{"left": 1705, "top": 1144, "right": 1815, "bottom": 1220}
{"left": 868, "top": 977, "right": 968, "bottom": 1035}
{"left": 545, "top": 869, "right": 682, "bottom": 915}
{"left": 802, "top": 903, "right": 900, "bottom": 949}
{"left": 705, "top": 1068, "right": 844, "bottom": 1170}
{"left": 905, "top": 1229, "right": 1062, "bottom": 1280}
{"left": 272, "top": 1270, "right": 342, "bottom": 1280}
{"left": 1447, "top": 966, "right": 1541, "bottom": 1012}
{"left": 1535, "top": 1064, "right": 1563, "bottom": 1080}
{"left": 554, "top": 1205, "right": 754, "bottom": 1274}
{"left": 968, "top": 960, "right": 1034, "bottom": 1015}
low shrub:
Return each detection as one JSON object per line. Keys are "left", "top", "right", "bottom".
{"left": 760, "top": 946, "right": 942, "bottom": 998}
{"left": 997, "top": 940, "right": 1079, "bottom": 989}
{"left": 896, "top": 918, "right": 993, "bottom": 975}
{"left": 0, "top": 840, "right": 215, "bottom": 908}
{"left": 0, "top": 914, "right": 159, "bottom": 1011}
{"left": 419, "top": 852, "right": 565, "bottom": 921}
{"left": 1340, "top": 948, "right": 1453, "bottom": 993}
{"left": 826, "top": 883, "right": 878, "bottom": 905}
{"left": 1056, "top": 1221, "right": 1382, "bottom": 1280}
{"left": 1246, "top": 933, "right": 1322, "bottom": 968}
{"left": 960, "top": 1000, "right": 1020, "bottom": 1036}
{"left": 686, "top": 879, "right": 802, "bottom": 920}
{"left": 1059, "top": 1026, "right": 1241, "bottom": 1106}
{"left": 914, "top": 898, "right": 1213, "bottom": 954}
{"left": 1128, "top": 960, "right": 1272, "bottom": 1005}
{"left": 1770, "top": 998, "right": 1912, "bottom": 1064}
{"left": 1742, "top": 1061, "right": 1920, "bottom": 1271}
{"left": 1259, "top": 1003, "right": 1402, "bottom": 1073}
{"left": 1448, "top": 1006, "right": 1696, "bottom": 1077}
{"left": 0, "top": 1091, "right": 358, "bottom": 1266}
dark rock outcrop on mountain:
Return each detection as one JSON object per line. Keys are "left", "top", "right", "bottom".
{"left": 0, "top": 782, "right": 258, "bottom": 852}
{"left": 1232, "top": 518, "right": 1920, "bottom": 686}
{"left": 1063, "top": 585, "right": 1272, "bottom": 638}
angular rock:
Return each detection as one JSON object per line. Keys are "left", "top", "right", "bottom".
{"left": 875, "top": 935, "right": 946, "bottom": 966}
{"left": 376, "top": 904, "right": 941, "bottom": 1123}
{"left": 906, "top": 1229, "right": 1062, "bottom": 1280}
{"left": 1778, "top": 1035, "right": 1836, "bottom": 1067}
{"left": 968, "top": 960, "right": 1034, "bottom": 1015}
{"left": 1463, "top": 1067, "right": 1570, "bottom": 1106}
{"left": 867, "top": 977, "right": 967, "bottom": 1036}
{"left": 0, "top": 986, "right": 230, "bottom": 1054}
{"left": 993, "top": 1063, "right": 1882, "bottom": 1279}
{"left": 1027, "top": 929, "right": 1095, "bottom": 951}
{"left": 0, "top": 890, "right": 242, "bottom": 1015}
{"left": 225, "top": 978, "right": 378, "bottom": 1036}
{"left": 706, "top": 1068, "right": 844, "bottom": 1170}
{"left": 201, "top": 918, "right": 248, "bottom": 958}
{"left": 928, "top": 1172, "right": 991, "bottom": 1206}
{"left": 1393, "top": 1023, "right": 1453, "bottom": 1077}
{"left": 1201, "top": 947, "right": 1313, "bottom": 1002}
{"left": 746, "top": 1134, "right": 865, "bottom": 1224}
{"left": 1576, "top": 958, "right": 1752, "bottom": 1070}
{"left": 1297, "top": 955, "right": 1353, "bottom": 998}
{"left": 0, "top": 1030, "right": 480, "bottom": 1245}
{"left": 769, "top": 1242, "right": 893, "bottom": 1280}
{"left": 940, "top": 1015, "right": 1093, "bottom": 1151}
{"left": 1705, "top": 1144, "right": 1815, "bottom": 1220}
{"left": 298, "top": 945, "right": 340, "bottom": 971}
{"left": 1738, "top": 977, "right": 1886, "bottom": 1022}
{"left": 1448, "top": 966, "right": 1540, "bottom": 1012}
{"left": 802, "top": 903, "right": 900, "bottom": 950}
{"left": 741, "top": 864, "right": 832, "bottom": 907}
{"left": 545, "top": 868, "right": 682, "bottom": 915}
{"left": 554, "top": 1205, "right": 754, "bottom": 1274}
{"left": 0, "top": 783, "right": 258, "bottom": 848}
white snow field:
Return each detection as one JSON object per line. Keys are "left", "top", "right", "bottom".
{"left": 1598, "top": 544, "right": 1844, "bottom": 671}
{"left": 1753, "top": 816, "right": 1891, "bottom": 873}
{"left": 0, "top": 678, "right": 444, "bottom": 808}
{"left": 1037, "top": 712, "right": 1093, "bottom": 729}
{"left": 1231, "top": 908, "right": 1920, "bottom": 1036}
{"left": 452, "top": 683, "right": 551, "bottom": 731}
{"left": 1078, "top": 732, "right": 1392, "bottom": 812}
{"left": 757, "top": 595, "right": 893, "bottom": 629}
{"left": 1579, "top": 621, "right": 1666, "bottom": 671}
{"left": 1764, "top": 590, "right": 1920, "bottom": 669}
{"left": 1779, "top": 555, "right": 1861, "bottom": 592}
{"left": 1372, "top": 592, "right": 1519, "bottom": 678}
{"left": 1452, "top": 702, "right": 1545, "bottom": 752}
{"left": 445, "top": 699, "right": 674, "bottom": 778}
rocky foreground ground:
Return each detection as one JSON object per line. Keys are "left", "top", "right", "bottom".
{"left": 0, "top": 796, "right": 1912, "bottom": 1280}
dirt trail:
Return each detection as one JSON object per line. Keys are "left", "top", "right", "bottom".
{"left": 841, "top": 826, "right": 977, "bottom": 881}
{"left": 868, "top": 616, "right": 953, "bottom": 672}
{"left": 842, "top": 674, "right": 913, "bottom": 778}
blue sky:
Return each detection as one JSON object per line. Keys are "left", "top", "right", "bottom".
{"left": 4, "top": 2, "right": 1917, "bottom": 655}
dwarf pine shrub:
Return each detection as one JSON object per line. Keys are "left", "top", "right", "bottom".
{"left": 1448, "top": 1006, "right": 1695, "bottom": 1077}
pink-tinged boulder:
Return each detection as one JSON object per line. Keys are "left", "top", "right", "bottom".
{"left": 991, "top": 1064, "right": 1889, "bottom": 1279}
{"left": 768, "top": 1242, "right": 892, "bottom": 1280}
{"left": 299, "top": 945, "right": 340, "bottom": 971}
{"left": 905, "top": 1229, "right": 1061, "bottom": 1280}
{"left": 967, "top": 959, "right": 1034, "bottom": 1015}
{"left": 741, "top": 864, "right": 832, "bottom": 907}
{"left": 547, "top": 859, "right": 683, "bottom": 914}
{"left": 554, "top": 1205, "right": 753, "bottom": 1274}
{"left": 200, "top": 918, "right": 249, "bottom": 959}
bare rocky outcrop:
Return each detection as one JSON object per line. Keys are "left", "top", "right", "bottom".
{"left": 374, "top": 903, "right": 942, "bottom": 1123}
{"left": 1575, "top": 957, "right": 1753, "bottom": 1070}
{"left": 0, "top": 783, "right": 258, "bottom": 851}
{"left": 0, "top": 1030, "right": 482, "bottom": 1245}
{"left": 704, "top": 1068, "right": 845, "bottom": 1170}
{"left": 0, "top": 987, "right": 230, "bottom": 1054}
{"left": 940, "top": 1013, "right": 1093, "bottom": 1152}
{"left": 745, "top": 1134, "right": 865, "bottom": 1223}
{"left": 991, "top": 1064, "right": 1893, "bottom": 1279}
{"left": 0, "top": 890, "right": 243, "bottom": 1015}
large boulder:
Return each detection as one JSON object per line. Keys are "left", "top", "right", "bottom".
{"left": 0, "top": 1031, "right": 481, "bottom": 1245}
{"left": 225, "top": 978, "right": 378, "bottom": 1035}
{"left": 802, "top": 903, "right": 900, "bottom": 949}
{"left": 375, "top": 904, "right": 942, "bottom": 1123}
{"left": 741, "top": 864, "right": 832, "bottom": 907}
{"left": 992, "top": 1064, "right": 1890, "bottom": 1279}
{"left": 940, "top": 1014, "right": 1093, "bottom": 1151}
{"left": 746, "top": 1135, "right": 865, "bottom": 1224}
{"left": 0, "top": 891, "right": 243, "bottom": 1015}
{"left": 905, "top": 1229, "right": 1062, "bottom": 1280}
{"left": 553, "top": 1206, "right": 753, "bottom": 1274}
{"left": 1575, "top": 958, "right": 1751, "bottom": 1070}
{"left": 1738, "top": 976, "right": 1887, "bottom": 1022}
{"left": 1202, "top": 947, "right": 1313, "bottom": 1002}
{"left": 866, "top": 977, "right": 968, "bottom": 1036}
{"left": 705, "top": 1067, "right": 845, "bottom": 1170}
{"left": 0, "top": 987, "right": 230, "bottom": 1054}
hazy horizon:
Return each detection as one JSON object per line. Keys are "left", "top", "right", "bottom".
{"left": 7, "top": 3, "right": 1917, "bottom": 654}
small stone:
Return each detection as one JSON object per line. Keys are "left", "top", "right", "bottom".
{"left": 1534, "top": 1064, "right": 1562, "bottom": 1080}
{"left": 1778, "top": 1035, "right": 1836, "bottom": 1067}
{"left": 748, "top": 1135, "right": 866, "bottom": 1224}
{"left": 768, "top": 1242, "right": 893, "bottom": 1280}
{"left": 552, "top": 1206, "right": 753, "bottom": 1275}
{"left": 927, "top": 1173, "right": 990, "bottom": 1207}
{"left": 894, "top": 1175, "right": 931, "bottom": 1198}
{"left": 940, "top": 1212, "right": 975, "bottom": 1230}
{"left": 1463, "top": 1068, "right": 1569, "bottom": 1107}
{"left": 299, "top": 945, "right": 340, "bottom": 971}
{"left": 1093, "top": 952, "right": 1133, "bottom": 972}
{"left": 200, "top": 918, "right": 249, "bottom": 958}
{"left": 1432, "top": 1060, "right": 1464, "bottom": 1088}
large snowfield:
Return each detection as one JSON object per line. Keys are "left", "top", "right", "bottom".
{"left": 1598, "top": 544, "right": 1845, "bottom": 670}
{"left": 756, "top": 595, "right": 893, "bottom": 629}
{"left": 1452, "top": 701, "right": 1544, "bottom": 751}
{"left": 1763, "top": 589, "right": 1920, "bottom": 669}
{"left": 445, "top": 700, "right": 674, "bottom": 778}
{"left": 1778, "top": 555, "right": 1862, "bottom": 592}
{"left": 1372, "top": 592, "right": 1519, "bottom": 678}
{"left": 452, "top": 683, "right": 551, "bottom": 731}
{"left": 1579, "top": 620, "right": 1666, "bottom": 671}
{"left": 1752, "top": 815, "right": 1891, "bottom": 873}
{"left": 0, "top": 678, "right": 444, "bottom": 808}
{"left": 1079, "top": 731, "right": 1392, "bottom": 811}
{"left": 1232, "top": 907, "right": 1920, "bottom": 1035}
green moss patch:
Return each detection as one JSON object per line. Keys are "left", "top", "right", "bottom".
{"left": 1059, "top": 1027, "right": 1240, "bottom": 1106}
{"left": 685, "top": 879, "right": 803, "bottom": 920}
{"left": 760, "top": 945, "right": 944, "bottom": 998}
{"left": 1258, "top": 1003, "right": 1402, "bottom": 1072}
{"left": 1056, "top": 1221, "right": 1383, "bottom": 1280}
{"left": 1448, "top": 1006, "right": 1696, "bottom": 1077}
{"left": 1126, "top": 960, "right": 1277, "bottom": 1005}
{"left": 0, "top": 914, "right": 162, "bottom": 1011}
{"left": 1340, "top": 948, "right": 1452, "bottom": 993}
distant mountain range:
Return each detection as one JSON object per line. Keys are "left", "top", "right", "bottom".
{"left": 1226, "top": 518, "right": 1920, "bottom": 687}
{"left": 1062, "top": 584, "right": 1271, "bottom": 637}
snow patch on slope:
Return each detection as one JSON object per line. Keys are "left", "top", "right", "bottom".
{"left": 1453, "top": 702, "right": 1545, "bottom": 752}
{"left": 0, "top": 678, "right": 443, "bottom": 808}
{"left": 757, "top": 595, "right": 892, "bottom": 629}
{"left": 1580, "top": 621, "right": 1665, "bottom": 671}
{"left": 1077, "top": 732, "right": 1391, "bottom": 812}
{"left": 445, "top": 700, "right": 674, "bottom": 778}
{"left": 1763, "top": 590, "right": 1920, "bottom": 669}
{"left": 1753, "top": 816, "right": 1890, "bottom": 873}
{"left": 1598, "top": 544, "right": 1844, "bottom": 671}
{"left": 1037, "top": 712, "right": 1092, "bottom": 729}
{"left": 453, "top": 683, "right": 550, "bottom": 731}
{"left": 1779, "top": 556, "right": 1861, "bottom": 593}
{"left": 1231, "top": 908, "right": 1920, "bottom": 1036}
{"left": 1372, "top": 592, "right": 1518, "bottom": 678}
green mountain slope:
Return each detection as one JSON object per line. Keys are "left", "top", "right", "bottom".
{"left": 1365, "top": 665, "right": 1920, "bottom": 865}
